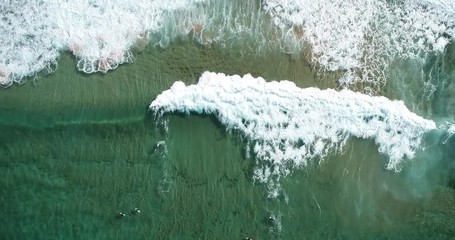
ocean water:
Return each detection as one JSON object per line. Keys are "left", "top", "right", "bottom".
{"left": 1, "top": 0, "right": 455, "bottom": 239}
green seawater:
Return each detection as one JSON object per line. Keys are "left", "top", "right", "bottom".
{"left": 1, "top": 41, "right": 455, "bottom": 240}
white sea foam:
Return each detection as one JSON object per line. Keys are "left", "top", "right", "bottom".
{"left": 150, "top": 72, "right": 436, "bottom": 183}
{"left": 446, "top": 124, "right": 455, "bottom": 142}
{"left": 0, "top": 0, "right": 60, "bottom": 86}
{"left": 2, "top": 0, "right": 454, "bottom": 88}
{"left": 263, "top": 0, "right": 455, "bottom": 86}
{"left": 0, "top": 0, "right": 206, "bottom": 86}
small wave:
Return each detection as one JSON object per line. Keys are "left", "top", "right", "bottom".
{"left": 150, "top": 71, "right": 436, "bottom": 184}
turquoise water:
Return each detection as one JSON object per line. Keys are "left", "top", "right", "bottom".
{"left": 1, "top": 17, "right": 455, "bottom": 240}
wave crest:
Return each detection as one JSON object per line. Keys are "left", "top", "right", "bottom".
{"left": 150, "top": 72, "right": 436, "bottom": 184}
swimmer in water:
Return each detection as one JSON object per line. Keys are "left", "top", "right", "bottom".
{"left": 268, "top": 216, "right": 275, "bottom": 222}
{"left": 117, "top": 212, "right": 126, "bottom": 218}
{"left": 131, "top": 207, "right": 140, "bottom": 214}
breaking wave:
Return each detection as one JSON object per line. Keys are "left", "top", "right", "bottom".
{"left": 150, "top": 72, "right": 437, "bottom": 186}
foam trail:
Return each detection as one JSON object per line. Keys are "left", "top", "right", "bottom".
{"left": 150, "top": 72, "right": 436, "bottom": 184}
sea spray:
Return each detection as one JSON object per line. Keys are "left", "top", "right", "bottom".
{"left": 150, "top": 72, "right": 436, "bottom": 188}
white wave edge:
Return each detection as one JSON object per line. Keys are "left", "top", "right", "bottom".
{"left": 150, "top": 72, "right": 436, "bottom": 184}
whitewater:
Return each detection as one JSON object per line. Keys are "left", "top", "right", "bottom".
{"left": 150, "top": 72, "right": 437, "bottom": 186}
{"left": 1, "top": 0, "right": 454, "bottom": 88}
